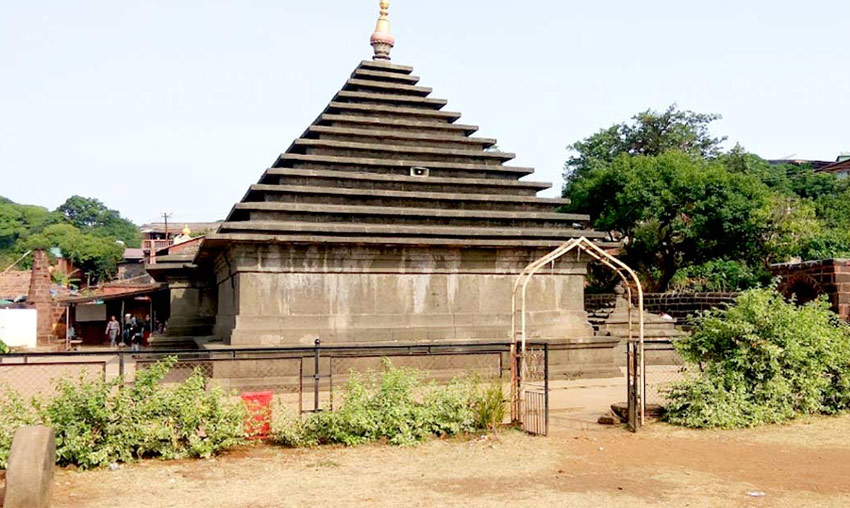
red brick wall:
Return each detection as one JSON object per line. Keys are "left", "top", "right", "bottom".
{"left": 771, "top": 259, "right": 850, "bottom": 320}
{"left": 0, "top": 270, "right": 30, "bottom": 300}
{"left": 27, "top": 249, "right": 55, "bottom": 344}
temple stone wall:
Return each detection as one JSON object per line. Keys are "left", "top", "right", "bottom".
{"left": 213, "top": 244, "right": 593, "bottom": 345}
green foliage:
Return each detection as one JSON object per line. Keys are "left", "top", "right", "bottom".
{"left": 0, "top": 340, "right": 9, "bottom": 354}
{"left": 24, "top": 223, "right": 124, "bottom": 281}
{"left": 0, "top": 202, "right": 60, "bottom": 255}
{"left": 563, "top": 106, "right": 850, "bottom": 290}
{"left": 564, "top": 104, "right": 726, "bottom": 187}
{"left": 0, "top": 389, "right": 39, "bottom": 468}
{"left": 472, "top": 381, "right": 507, "bottom": 432}
{"left": 0, "top": 357, "right": 245, "bottom": 469}
{"left": 665, "top": 288, "right": 850, "bottom": 428}
{"left": 670, "top": 260, "right": 763, "bottom": 292}
{"left": 57, "top": 196, "right": 140, "bottom": 248}
{"left": 272, "top": 360, "right": 504, "bottom": 448}
{"left": 0, "top": 195, "right": 139, "bottom": 280}
{"left": 566, "top": 151, "right": 772, "bottom": 290}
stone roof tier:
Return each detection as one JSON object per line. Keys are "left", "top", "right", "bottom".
{"left": 203, "top": 60, "right": 607, "bottom": 251}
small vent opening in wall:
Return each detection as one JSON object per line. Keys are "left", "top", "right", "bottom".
{"left": 410, "top": 166, "right": 430, "bottom": 177}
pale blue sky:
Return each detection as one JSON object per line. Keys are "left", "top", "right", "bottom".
{"left": 1, "top": 1, "right": 848, "bottom": 225}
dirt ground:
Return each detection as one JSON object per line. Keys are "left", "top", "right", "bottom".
{"left": 2, "top": 413, "right": 837, "bottom": 508}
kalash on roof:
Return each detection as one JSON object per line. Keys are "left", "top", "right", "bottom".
{"left": 200, "top": 0, "right": 606, "bottom": 255}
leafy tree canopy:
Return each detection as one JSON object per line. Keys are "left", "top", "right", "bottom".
{"left": 564, "top": 105, "right": 850, "bottom": 291}
{"left": 564, "top": 104, "right": 727, "bottom": 190}
{"left": 0, "top": 196, "right": 139, "bottom": 282}
{"left": 57, "top": 195, "right": 140, "bottom": 247}
{"left": 23, "top": 223, "right": 124, "bottom": 281}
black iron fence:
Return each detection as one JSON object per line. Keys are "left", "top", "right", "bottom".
{"left": 0, "top": 341, "right": 550, "bottom": 431}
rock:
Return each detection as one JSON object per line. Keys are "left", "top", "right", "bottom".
{"left": 610, "top": 402, "right": 628, "bottom": 420}
{"left": 610, "top": 402, "right": 665, "bottom": 420}
{"left": 3, "top": 426, "right": 56, "bottom": 508}
{"left": 597, "top": 413, "right": 617, "bottom": 425}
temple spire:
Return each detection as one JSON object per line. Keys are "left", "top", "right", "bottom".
{"left": 370, "top": 0, "right": 395, "bottom": 61}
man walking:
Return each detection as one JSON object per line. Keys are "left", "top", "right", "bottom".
{"left": 105, "top": 315, "right": 120, "bottom": 348}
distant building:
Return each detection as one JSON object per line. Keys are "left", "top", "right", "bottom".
{"left": 767, "top": 158, "right": 834, "bottom": 170}
{"left": 139, "top": 222, "right": 221, "bottom": 262}
{"left": 816, "top": 153, "right": 850, "bottom": 179}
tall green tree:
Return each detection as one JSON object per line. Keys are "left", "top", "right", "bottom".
{"left": 563, "top": 104, "right": 727, "bottom": 190}
{"left": 567, "top": 151, "right": 772, "bottom": 290}
{"left": 57, "top": 196, "right": 140, "bottom": 247}
{"left": 24, "top": 224, "right": 124, "bottom": 282}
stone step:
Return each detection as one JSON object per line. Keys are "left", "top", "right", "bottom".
{"left": 204, "top": 232, "right": 615, "bottom": 249}
{"left": 275, "top": 153, "right": 533, "bottom": 178}
{"left": 263, "top": 168, "right": 549, "bottom": 194}
{"left": 218, "top": 220, "right": 604, "bottom": 240}
{"left": 234, "top": 201, "right": 588, "bottom": 224}
{"left": 248, "top": 183, "right": 571, "bottom": 211}
{"left": 344, "top": 78, "right": 432, "bottom": 96}
{"left": 351, "top": 68, "right": 421, "bottom": 84}
{"left": 357, "top": 59, "right": 414, "bottom": 74}
{"left": 326, "top": 101, "right": 462, "bottom": 121}
{"left": 335, "top": 90, "right": 448, "bottom": 109}
{"left": 307, "top": 125, "right": 496, "bottom": 148}
{"left": 294, "top": 139, "right": 515, "bottom": 163}
{"left": 320, "top": 114, "right": 477, "bottom": 136}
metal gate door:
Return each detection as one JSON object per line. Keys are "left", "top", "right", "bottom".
{"left": 626, "top": 338, "right": 643, "bottom": 432}
{"left": 520, "top": 345, "right": 549, "bottom": 436}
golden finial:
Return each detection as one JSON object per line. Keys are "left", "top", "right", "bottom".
{"left": 370, "top": 0, "right": 395, "bottom": 61}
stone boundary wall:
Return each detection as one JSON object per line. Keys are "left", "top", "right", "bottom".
{"left": 771, "top": 258, "right": 850, "bottom": 320}
{"left": 585, "top": 292, "right": 739, "bottom": 321}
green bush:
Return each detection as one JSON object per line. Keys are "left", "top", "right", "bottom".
{"left": 472, "top": 381, "right": 507, "bottom": 432}
{"left": 665, "top": 288, "right": 850, "bottom": 428}
{"left": 0, "top": 340, "right": 9, "bottom": 354}
{"left": 0, "top": 357, "right": 245, "bottom": 469}
{"left": 0, "top": 388, "right": 39, "bottom": 468}
{"left": 272, "top": 360, "right": 504, "bottom": 447}
{"left": 669, "top": 259, "right": 763, "bottom": 292}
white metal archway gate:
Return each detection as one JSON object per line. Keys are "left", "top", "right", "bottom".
{"left": 510, "top": 236, "right": 646, "bottom": 432}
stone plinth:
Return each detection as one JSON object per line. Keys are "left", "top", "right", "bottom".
{"left": 213, "top": 244, "right": 593, "bottom": 346}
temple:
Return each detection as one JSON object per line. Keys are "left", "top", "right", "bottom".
{"left": 149, "top": 1, "right": 611, "bottom": 357}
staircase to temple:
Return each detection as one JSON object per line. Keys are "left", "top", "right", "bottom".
{"left": 589, "top": 288, "right": 687, "bottom": 366}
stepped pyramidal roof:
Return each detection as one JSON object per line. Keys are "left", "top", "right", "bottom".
{"left": 203, "top": 1, "right": 605, "bottom": 251}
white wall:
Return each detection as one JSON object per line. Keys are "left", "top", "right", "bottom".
{"left": 0, "top": 309, "right": 37, "bottom": 349}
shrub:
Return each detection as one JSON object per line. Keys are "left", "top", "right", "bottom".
{"left": 472, "top": 381, "right": 507, "bottom": 432}
{"left": 0, "top": 340, "right": 9, "bottom": 354}
{"left": 669, "top": 259, "right": 763, "bottom": 292}
{"left": 0, "top": 388, "right": 39, "bottom": 468}
{"left": 665, "top": 288, "right": 850, "bottom": 428}
{"left": 0, "top": 357, "right": 245, "bottom": 469}
{"left": 272, "top": 360, "right": 503, "bottom": 447}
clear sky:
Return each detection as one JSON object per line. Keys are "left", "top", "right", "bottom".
{"left": 1, "top": 0, "right": 848, "bottom": 225}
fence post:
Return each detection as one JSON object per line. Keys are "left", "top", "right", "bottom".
{"left": 313, "top": 338, "right": 321, "bottom": 412}
{"left": 118, "top": 352, "right": 124, "bottom": 379}
{"left": 544, "top": 342, "right": 549, "bottom": 435}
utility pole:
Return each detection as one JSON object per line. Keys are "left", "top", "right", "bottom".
{"left": 161, "top": 212, "right": 173, "bottom": 238}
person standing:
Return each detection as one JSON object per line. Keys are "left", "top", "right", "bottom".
{"left": 105, "top": 316, "right": 120, "bottom": 348}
